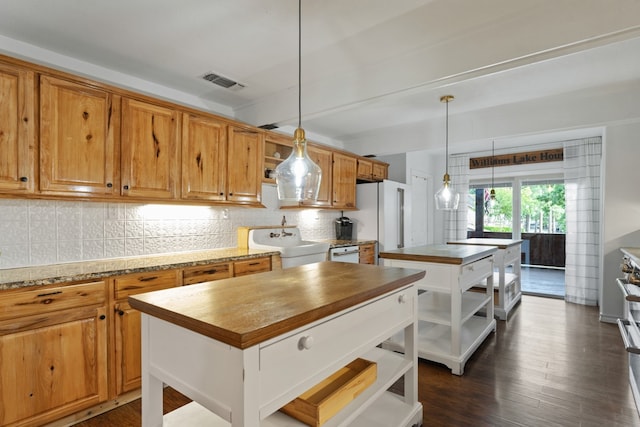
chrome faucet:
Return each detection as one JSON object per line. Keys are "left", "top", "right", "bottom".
{"left": 281, "top": 215, "right": 293, "bottom": 236}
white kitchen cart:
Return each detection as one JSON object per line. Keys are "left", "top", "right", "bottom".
{"left": 448, "top": 238, "right": 522, "bottom": 320}
{"left": 380, "top": 244, "right": 497, "bottom": 375}
{"left": 129, "top": 262, "right": 425, "bottom": 427}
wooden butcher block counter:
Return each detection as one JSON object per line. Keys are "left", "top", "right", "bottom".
{"left": 129, "top": 261, "right": 426, "bottom": 427}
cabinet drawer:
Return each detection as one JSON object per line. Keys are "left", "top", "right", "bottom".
{"left": 233, "top": 257, "right": 271, "bottom": 277}
{"left": 0, "top": 281, "right": 106, "bottom": 321}
{"left": 258, "top": 286, "right": 414, "bottom": 408}
{"left": 359, "top": 243, "right": 375, "bottom": 264}
{"left": 459, "top": 256, "right": 494, "bottom": 291}
{"left": 503, "top": 245, "right": 520, "bottom": 264}
{"left": 182, "top": 262, "right": 232, "bottom": 285}
{"left": 114, "top": 270, "right": 179, "bottom": 300}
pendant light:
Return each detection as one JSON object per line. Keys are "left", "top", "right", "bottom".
{"left": 486, "top": 140, "right": 497, "bottom": 212}
{"left": 434, "top": 95, "right": 460, "bottom": 210}
{"left": 275, "top": 0, "right": 322, "bottom": 201}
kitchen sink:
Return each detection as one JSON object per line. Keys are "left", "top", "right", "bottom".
{"left": 248, "top": 227, "right": 329, "bottom": 268}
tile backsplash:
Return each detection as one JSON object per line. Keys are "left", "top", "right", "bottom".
{"left": 0, "top": 185, "right": 338, "bottom": 269}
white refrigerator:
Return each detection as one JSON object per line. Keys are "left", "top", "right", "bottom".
{"left": 349, "top": 180, "right": 412, "bottom": 263}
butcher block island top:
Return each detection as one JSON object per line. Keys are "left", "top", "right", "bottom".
{"left": 379, "top": 244, "right": 497, "bottom": 265}
{"left": 447, "top": 238, "right": 522, "bottom": 249}
{"left": 129, "top": 261, "right": 425, "bottom": 349}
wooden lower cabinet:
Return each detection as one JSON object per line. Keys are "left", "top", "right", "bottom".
{"left": 233, "top": 257, "right": 271, "bottom": 277}
{"left": 111, "top": 270, "right": 181, "bottom": 396}
{"left": 0, "top": 281, "right": 108, "bottom": 427}
{"left": 359, "top": 243, "right": 376, "bottom": 264}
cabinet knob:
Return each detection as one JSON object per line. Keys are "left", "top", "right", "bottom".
{"left": 123, "top": 185, "right": 129, "bottom": 190}
{"left": 398, "top": 293, "right": 407, "bottom": 304}
{"left": 229, "top": 193, "right": 233, "bottom": 196}
{"left": 298, "top": 335, "right": 314, "bottom": 350}
{"left": 19, "top": 176, "right": 28, "bottom": 182}
{"left": 106, "top": 182, "right": 113, "bottom": 188}
{"left": 99, "top": 314, "right": 106, "bottom": 320}
{"left": 118, "top": 310, "right": 125, "bottom": 316}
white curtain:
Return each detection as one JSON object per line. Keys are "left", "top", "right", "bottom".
{"left": 444, "top": 154, "right": 470, "bottom": 242}
{"left": 563, "top": 137, "right": 602, "bottom": 305}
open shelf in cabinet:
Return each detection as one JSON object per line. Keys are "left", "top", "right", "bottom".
{"left": 263, "top": 138, "right": 293, "bottom": 183}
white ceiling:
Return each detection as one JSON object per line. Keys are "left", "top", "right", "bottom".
{"left": 1, "top": 0, "right": 640, "bottom": 153}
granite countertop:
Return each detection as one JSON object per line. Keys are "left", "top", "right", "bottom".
{"left": 0, "top": 240, "right": 377, "bottom": 291}
{"left": 321, "top": 239, "right": 377, "bottom": 247}
{"left": 0, "top": 248, "right": 279, "bottom": 290}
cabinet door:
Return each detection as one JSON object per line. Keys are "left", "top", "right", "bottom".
{"left": 121, "top": 98, "right": 179, "bottom": 199}
{"left": 0, "top": 306, "right": 108, "bottom": 426}
{"left": 372, "top": 162, "right": 388, "bottom": 181}
{"left": 40, "top": 75, "right": 120, "bottom": 196}
{"left": 0, "top": 62, "right": 35, "bottom": 194}
{"left": 302, "top": 145, "right": 333, "bottom": 207}
{"left": 357, "top": 158, "right": 373, "bottom": 181}
{"left": 114, "top": 301, "right": 141, "bottom": 395}
{"left": 332, "top": 152, "right": 357, "bottom": 209}
{"left": 181, "top": 113, "right": 227, "bottom": 201}
{"left": 226, "top": 126, "right": 263, "bottom": 204}
{"left": 112, "top": 270, "right": 179, "bottom": 396}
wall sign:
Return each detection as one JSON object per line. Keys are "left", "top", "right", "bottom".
{"left": 469, "top": 148, "right": 563, "bottom": 169}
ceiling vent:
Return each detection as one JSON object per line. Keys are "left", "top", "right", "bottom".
{"left": 201, "top": 72, "right": 245, "bottom": 91}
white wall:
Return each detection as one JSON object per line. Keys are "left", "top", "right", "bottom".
{"left": 0, "top": 185, "right": 338, "bottom": 269}
{"left": 601, "top": 122, "right": 640, "bottom": 321}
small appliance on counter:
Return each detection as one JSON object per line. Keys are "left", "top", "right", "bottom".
{"left": 335, "top": 214, "right": 353, "bottom": 240}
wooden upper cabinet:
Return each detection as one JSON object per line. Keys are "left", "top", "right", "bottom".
{"left": 120, "top": 98, "right": 179, "bottom": 199}
{"left": 372, "top": 162, "right": 388, "bottom": 181}
{"left": 226, "top": 125, "right": 263, "bottom": 204}
{"left": 301, "top": 144, "right": 333, "bottom": 207}
{"left": 357, "top": 158, "right": 373, "bottom": 181}
{"left": 0, "top": 62, "right": 35, "bottom": 194}
{"left": 181, "top": 113, "right": 227, "bottom": 201}
{"left": 332, "top": 152, "right": 357, "bottom": 209}
{"left": 40, "top": 75, "right": 120, "bottom": 196}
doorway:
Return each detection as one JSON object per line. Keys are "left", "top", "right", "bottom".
{"left": 468, "top": 179, "right": 566, "bottom": 298}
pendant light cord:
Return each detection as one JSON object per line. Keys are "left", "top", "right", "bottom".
{"left": 298, "top": 0, "right": 302, "bottom": 130}
{"left": 445, "top": 99, "right": 449, "bottom": 174}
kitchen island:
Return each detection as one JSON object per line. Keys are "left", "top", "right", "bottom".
{"left": 379, "top": 244, "right": 496, "bottom": 375}
{"left": 129, "top": 261, "right": 425, "bottom": 426}
{"left": 447, "top": 238, "right": 522, "bottom": 320}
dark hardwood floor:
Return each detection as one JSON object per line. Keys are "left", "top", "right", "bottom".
{"left": 74, "top": 295, "right": 638, "bottom": 427}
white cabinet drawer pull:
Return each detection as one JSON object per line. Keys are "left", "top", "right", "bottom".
{"left": 398, "top": 293, "right": 407, "bottom": 304}
{"left": 298, "top": 336, "right": 314, "bottom": 350}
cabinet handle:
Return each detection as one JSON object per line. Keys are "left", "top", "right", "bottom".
{"left": 106, "top": 182, "right": 113, "bottom": 188}
{"left": 118, "top": 310, "right": 125, "bottom": 316}
{"left": 298, "top": 335, "right": 314, "bottom": 350}
{"left": 37, "top": 290, "right": 62, "bottom": 298}
{"left": 99, "top": 314, "right": 106, "bottom": 320}
{"left": 123, "top": 185, "right": 129, "bottom": 190}
{"left": 139, "top": 276, "right": 158, "bottom": 282}
{"left": 398, "top": 293, "right": 407, "bottom": 304}
{"left": 19, "top": 176, "right": 28, "bottom": 182}
{"left": 203, "top": 269, "right": 218, "bottom": 274}
{"left": 229, "top": 193, "right": 233, "bottom": 196}
{"left": 219, "top": 192, "right": 224, "bottom": 196}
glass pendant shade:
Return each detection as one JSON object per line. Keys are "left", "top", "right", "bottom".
{"left": 435, "top": 173, "right": 460, "bottom": 210}
{"left": 275, "top": 128, "right": 322, "bottom": 201}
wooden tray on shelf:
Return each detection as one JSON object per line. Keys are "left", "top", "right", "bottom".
{"left": 279, "top": 358, "right": 377, "bottom": 427}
